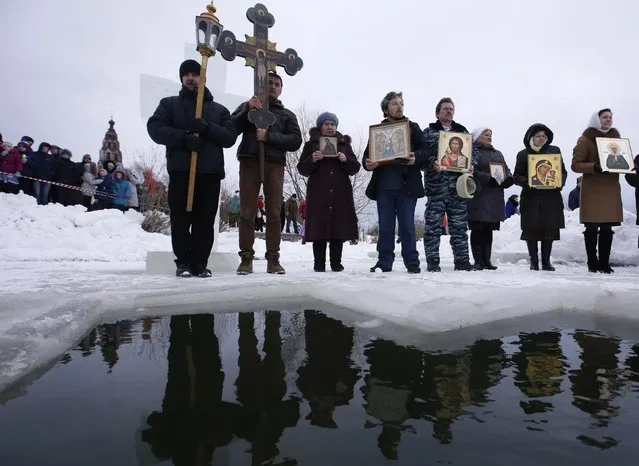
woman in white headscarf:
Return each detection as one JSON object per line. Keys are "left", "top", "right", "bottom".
{"left": 467, "top": 127, "right": 513, "bottom": 270}
{"left": 571, "top": 108, "right": 623, "bottom": 273}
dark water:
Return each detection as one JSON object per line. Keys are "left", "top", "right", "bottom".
{"left": 1, "top": 311, "right": 639, "bottom": 466}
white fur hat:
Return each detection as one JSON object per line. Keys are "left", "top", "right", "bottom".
{"left": 456, "top": 173, "right": 477, "bottom": 199}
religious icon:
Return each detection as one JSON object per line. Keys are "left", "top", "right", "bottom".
{"left": 527, "top": 153, "right": 563, "bottom": 189}
{"left": 595, "top": 137, "right": 634, "bottom": 174}
{"left": 319, "top": 136, "right": 338, "bottom": 157}
{"left": 489, "top": 163, "right": 505, "bottom": 185}
{"left": 368, "top": 119, "right": 411, "bottom": 164}
{"left": 437, "top": 132, "right": 473, "bottom": 173}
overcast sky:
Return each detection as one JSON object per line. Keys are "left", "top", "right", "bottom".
{"left": 2, "top": 0, "right": 638, "bottom": 211}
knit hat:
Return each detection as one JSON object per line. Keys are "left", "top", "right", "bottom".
{"left": 456, "top": 173, "right": 477, "bottom": 199}
{"left": 60, "top": 149, "right": 72, "bottom": 158}
{"left": 472, "top": 127, "right": 490, "bottom": 142}
{"left": 179, "top": 59, "right": 201, "bottom": 81}
{"left": 316, "top": 112, "right": 338, "bottom": 128}
{"left": 17, "top": 140, "right": 28, "bottom": 148}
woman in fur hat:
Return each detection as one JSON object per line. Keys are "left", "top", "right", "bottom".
{"left": 514, "top": 124, "right": 567, "bottom": 271}
{"left": 297, "top": 112, "right": 360, "bottom": 271}
{"left": 571, "top": 109, "right": 623, "bottom": 273}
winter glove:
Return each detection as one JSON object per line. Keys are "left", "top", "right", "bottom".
{"left": 488, "top": 177, "right": 499, "bottom": 188}
{"left": 190, "top": 118, "right": 209, "bottom": 135}
{"left": 184, "top": 134, "right": 204, "bottom": 152}
{"left": 593, "top": 163, "right": 603, "bottom": 174}
{"left": 501, "top": 176, "right": 515, "bottom": 189}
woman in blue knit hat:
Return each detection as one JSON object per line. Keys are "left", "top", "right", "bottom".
{"left": 297, "top": 112, "right": 360, "bottom": 271}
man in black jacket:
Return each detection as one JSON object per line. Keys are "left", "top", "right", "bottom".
{"left": 147, "top": 59, "right": 238, "bottom": 278}
{"left": 232, "top": 71, "right": 302, "bottom": 275}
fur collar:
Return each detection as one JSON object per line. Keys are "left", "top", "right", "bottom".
{"left": 583, "top": 127, "right": 620, "bottom": 140}
{"left": 308, "top": 128, "right": 351, "bottom": 144}
{"left": 429, "top": 120, "right": 468, "bottom": 133}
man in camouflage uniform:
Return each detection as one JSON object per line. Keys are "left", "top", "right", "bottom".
{"left": 423, "top": 97, "right": 478, "bottom": 271}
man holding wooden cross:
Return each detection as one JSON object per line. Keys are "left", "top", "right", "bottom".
{"left": 232, "top": 73, "right": 302, "bottom": 275}
{"left": 147, "top": 59, "right": 237, "bottom": 278}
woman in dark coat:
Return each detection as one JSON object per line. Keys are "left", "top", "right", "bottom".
{"left": 514, "top": 123, "right": 567, "bottom": 271}
{"left": 297, "top": 112, "right": 360, "bottom": 272}
{"left": 467, "top": 127, "right": 514, "bottom": 270}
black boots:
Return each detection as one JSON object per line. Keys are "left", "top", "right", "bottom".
{"left": 313, "top": 241, "right": 327, "bottom": 272}
{"left": 526, "top": 240, "right": 539, "bottom": 270}
{"left": 482, "top": 231, "right": 497, "bottom": 270}
{"left": 584, "top": 231, "right": 599, "bottom": 273}
{"left": 329, "top": 241, "right": 344, "bottom": 272}
{"left": 526, "top": 240, "right": 555, "bottom": 271}
{"left": 598, "top": 231, "right": 614, "bottom": 273}
{"left": 470, "top": 231, "right": 485, "bottom": 270}
{"left": 583, "top": 230, "right": 614, "bottom": 273}
{"left": 471, "top": 230, "right": 497, "bottom": 270}
{"left": 314, "top": 240, "right": 344, "bottom": 272}
{"left": 541, "top": 240, "right": 555, "bottom": 271}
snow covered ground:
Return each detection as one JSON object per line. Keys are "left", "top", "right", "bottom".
{"left": 1, "top": 192, "right": 638, "bottom": 393}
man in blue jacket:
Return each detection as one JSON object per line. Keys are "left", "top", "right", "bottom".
{"left": 147, "top": 59, "right": 238, "bottom": 278}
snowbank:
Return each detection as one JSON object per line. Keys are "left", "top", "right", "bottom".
{"left": 0, "top": 193, "right": 171, "bottom": 262}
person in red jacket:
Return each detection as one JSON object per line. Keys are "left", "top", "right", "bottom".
{"left": 0, "top": 143, "right": 24, "bottom": 194}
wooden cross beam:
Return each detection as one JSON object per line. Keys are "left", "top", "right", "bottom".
{"left": 216, "top": 3, "right": 303, "bottom": 181}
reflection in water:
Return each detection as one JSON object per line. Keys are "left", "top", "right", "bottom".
{"left": 32, "top": 312, "right": 639, "bottom": 464}
{"left": 296, "top": 310, "right": 359, "bottom": 429}
{"left": 141, "top": 315, "right": 232, "bottom": 464}
{"left": 513, "top": 332, "right": 566, "bottom": 415}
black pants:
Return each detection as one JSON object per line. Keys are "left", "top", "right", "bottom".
{"left": 57, "top": 187, "right": 78, "bottom": 206}
{"left": 168, "top": 171, "right": 221, "bottom": 268}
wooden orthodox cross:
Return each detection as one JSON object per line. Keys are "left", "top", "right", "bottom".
{"left": 217, "top": 3, "right": 303, "bottom": 182}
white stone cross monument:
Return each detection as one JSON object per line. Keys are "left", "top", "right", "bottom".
{"left": 142, "top": 44, "right": 249, "bottom": 274}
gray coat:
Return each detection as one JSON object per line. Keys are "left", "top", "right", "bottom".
{"left": 467, "top": 145, "right": 514, "bottom": 223}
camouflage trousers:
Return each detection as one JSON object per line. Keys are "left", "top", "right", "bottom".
{"left": 424, "top": 193, "right": 469, "bottom": 264}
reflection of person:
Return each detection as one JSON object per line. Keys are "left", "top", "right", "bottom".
{"left": 605, "top": 143, "right": 630, "bottom": 170}
{"left": 440, "top": 136, "right": 468, "bottom": 169}
{"left": 147, "top": 59, "right": 238, "bottom": 277}
{"left": 363, "top": 90, "right": 426, "bottom": 273}
{"left": 571, "top": 108, "right": 622, "bottom": 273}
{"left": 467, "top": 127, "right": 514, "bottom": 270}
{"left": 322, "top": 137, "right": 336, "bottom": 155}
{"left": 514, "top": 123, "right": 567, "bottom": 271}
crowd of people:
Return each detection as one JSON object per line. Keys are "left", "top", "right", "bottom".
{"left": 7, "top": 59, "right": 637, "bottom": 279}
{"left": 0, "top": 134, "right": 165, "bottom": 212}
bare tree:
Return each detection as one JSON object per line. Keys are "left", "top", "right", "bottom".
{"left": 349, "top": 129, "right": 373, "bottom": 223}
{"left": 284, "top": 103, "right": 319, "bottom": 199}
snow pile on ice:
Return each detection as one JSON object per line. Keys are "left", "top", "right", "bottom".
{"left": 0, "top": 193, "right": 171, "bottom": 262}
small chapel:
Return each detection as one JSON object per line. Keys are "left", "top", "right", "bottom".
{"left": 99, "top": 118, "right": 123, "bottom": 164}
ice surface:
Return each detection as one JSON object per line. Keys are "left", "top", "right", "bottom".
{"left": 0, "top": 192, "right": 638, "bottom": 394}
